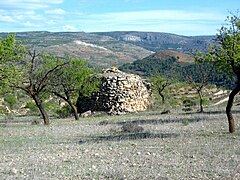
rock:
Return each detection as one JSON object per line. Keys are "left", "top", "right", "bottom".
{"left": 77, "top": 69, "right": 152, "bottom": 115}
{"left": 81, "top": 110, "right": 92, "bottom": 118}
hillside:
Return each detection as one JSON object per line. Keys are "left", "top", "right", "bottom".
{"left": 146, "top": 50, "right": 194, "bottom": 63}
{"left": 119, "top": 50, "right": 235, "bottom": 88}
{"left": 93, "top": 31, "right": 214, "bottom": 53}
{"left": 0, "top": 31, "right": 153, "bottom": 69}
{"left": 0, "top": 31, "right": 214, "bottom": 69}
{"left": 119, "top": 50, "right": 194, "bottom": 76}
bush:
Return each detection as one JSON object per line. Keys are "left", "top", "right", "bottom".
{"left": 25, "top": 102, "right": 38, "bottom": 112}
{"left": 183, "top": 99, "right": 196, "bottom": 107}
{"left": 182, "top": 119, "right": 189, "bottom": 126}
{"left": 182, "top": 107, "right": 193, "bottom": 112}
{"left": 56, "top": 105, "right": 72, "bottom": 118}
{"left": 202, "top": 98, "right": 209, "bottom": 106}
{"left": 0, "top": 106, "right": 9, "bottom": 114}
{"left": 44, "top": 101, "right": 58, "bottom": 112}
{"left": 121, "top": 123, "right": 144, "bottom": 133}
{"left": 4, "top": 95, "right": 17, "bottom": 109}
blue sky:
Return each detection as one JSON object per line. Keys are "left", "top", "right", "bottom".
{"left": 0, "top": 0, "right": 239, "bottom": 35}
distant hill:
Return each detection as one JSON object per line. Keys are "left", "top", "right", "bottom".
{"left": 119, "top": 50, "right": 234, "bottom": 88}
{"left": 93, "top": 31, "right": 214, "bottom": 53}
{"left": 0, "top": 31, "right": 152, "bottom": 69}
{"left": 0, "top": 31, "right": 214, "bottom": 68}
{"left": 119, "top": 50, "right": 188, "bottom": 77}
{"left": 146, "top": 50, "right": 194, "bottom": 63}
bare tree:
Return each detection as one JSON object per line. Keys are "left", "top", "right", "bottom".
{"left": 13, "top": 50, "right": 67, "bottom": 125}
{"left": 185, "top": 63, "right": 213, "bottom": 113}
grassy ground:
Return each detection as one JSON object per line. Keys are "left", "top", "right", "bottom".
{"left": 1, "top": 107, "right": 240, "bottom": 179}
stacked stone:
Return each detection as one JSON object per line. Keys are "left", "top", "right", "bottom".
{"left": 77, "top": 68, "right": 151, "bottom": 115}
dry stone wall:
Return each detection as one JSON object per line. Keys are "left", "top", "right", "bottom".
{"left": 77, "top": 68, "right": 151, "bottom": 115}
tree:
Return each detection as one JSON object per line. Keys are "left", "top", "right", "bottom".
{"left": 185, "top": 63, "right": 213, "bottom": 113}
{"left": 0, "top": 34, "right": 26, "bottom": 92}
{"left": 12, "top": 50, "right": 67, "bottom": 125}
{"left": 197, "top": 14, "right": 240, "bottom": 133}
{"left": 47, "top": 57, "right": 100, "bottom": 120}
{"left": 151, "top": 74, "right": 171, "bottom": 104}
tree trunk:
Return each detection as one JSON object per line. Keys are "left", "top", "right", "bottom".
{"left": 226, "top": 79, "right": 240, "bottom": 133}
{"left": 32, "top": 94, "right": 50, "bottom": 125}
{"left": 67, "top": 100, "right": 79, "bottom": 120}
{"left": 159, "top": 91, "right": 165, "bottom": 104}
{"left": 198, "top": 91, "right": 204, "bottom": 113}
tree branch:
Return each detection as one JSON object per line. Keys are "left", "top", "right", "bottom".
{"left": 35, "top": 62, "right": 68, "bottom": 93}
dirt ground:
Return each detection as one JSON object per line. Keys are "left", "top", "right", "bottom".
{"left": 1, "top": 107, "right": 240, "bottom": 179}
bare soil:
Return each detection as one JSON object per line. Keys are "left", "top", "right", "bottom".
{"left": 1, "top": 107, "right": 240, "bottom": 179}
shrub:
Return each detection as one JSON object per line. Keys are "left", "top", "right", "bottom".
{"left": 25, "top": 102, "right": 38, "bottom": 112}
{"left": 182, "top": 119, "right": 189, "bottom": 126}
{"left": 4, "top": 95, "right": 17, "bottom": 109}
{"left": 0, "top": 106, "right": 9, "bottom": 114}
{"left": 121, "top": 123, "right": 144, "bottom": 133}
{"left": 182, "top": 107, "right": 193, "bottom": 112}
{"left": 56, "top": 105, "right": 72, "bottom": 118}
{"left": 183, "top": 99, "right": 196, "bottom": 107}
{"left": 44, "top": 101, "right": 58, "bottom": 112}
{"left": 202, "top": 98, "right": 209, "bottom": 106}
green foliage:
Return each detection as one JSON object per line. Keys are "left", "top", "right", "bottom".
{"left": 4, "top": 94, "right": 17, "bottom": 109}
{"left": 0, "top": 34, "right": 26, "bottom": 92}
{"left": 151, "top": 74, "right": 169, "bottom": 91}
{"left": 182, "top": 119, "right": 189, "bottom": 126}
{"left": 67, "top": 57, "right": 100, "bottom": 97}
{"left": 48, "top": 56, "right": 101, "bottom": 120}
{"left": 48, "top": 56, "right": 100, "bottom": 98}
{"left": 25, "top": 102, "right": 38, "bottom": 112}
{"left": 56, "top": 105, "right": 72, "bottom": 118}
{"left": 120, "top": 56, "right": 178, "bottom": 78}
{"left": 43, "top": 101, "right": 59, "bottom": 112}
{"left": 150, "top": 74, "right": 172, "bottom": 104}
{"left": 120, "top": 55, "right": 235, "bottom": 89}
{"left": 183, "top": 99, "right": 196, "bottom": 107}
{"left": 168, "top": 98, "right": 181, "bottom": 107}
{"left": 196, "top": 14, "right": 240, "bottom": 78}
{"left": 0, "top": 106, "right": 9, "bottom": 114}
{"left": 202, "top": 98, "right": 209, "bottom": 106}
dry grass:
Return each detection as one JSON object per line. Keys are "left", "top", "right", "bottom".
{"left": 0, "top": 107, "right": 240, "bottom": 179}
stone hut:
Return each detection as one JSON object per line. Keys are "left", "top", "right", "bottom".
{"left": 77, "top": 68, "right": 151, "bottom": 115}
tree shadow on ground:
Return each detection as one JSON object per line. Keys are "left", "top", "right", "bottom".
{"left": 78, "top": 132, "right": 179, "bottom": 144}
{"left": 113, "top": 117, "right": 204, "bottom": 126}
{"left": 181, "top": 109, "right": 240, "bottom": 115}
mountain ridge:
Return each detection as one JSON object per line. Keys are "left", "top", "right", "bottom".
{"left": 93, "top": 31, "right": 214, "bottom": 53}
{"left": 0, "top": 31, "right": 214, "bottom": 68}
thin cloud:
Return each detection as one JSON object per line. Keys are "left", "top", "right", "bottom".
{"left": 0, "top": 0, "right": 64, "bottom": 10}
{"left": 45, "top": 9, "right": 66, "bottom": 15}
{"left": 0, "top": 15, "right": 16, "bottom": 23}
{"left": 22, "top": 21, "right": 41, "bottom": 27}
{"left": 75, "top": 10, "right": 225, "bottom": 35}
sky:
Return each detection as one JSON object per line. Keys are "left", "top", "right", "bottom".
{"left": 0, "top": 0, "right": 239, "bottom": 36}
